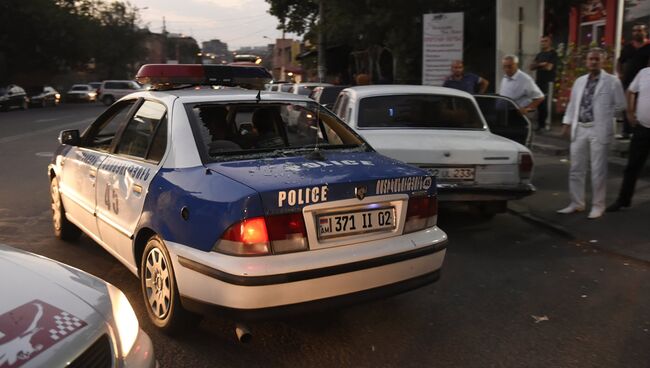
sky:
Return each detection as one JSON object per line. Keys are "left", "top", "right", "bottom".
{"left": 123, "top": 0, "right": 299, "bottom": 50}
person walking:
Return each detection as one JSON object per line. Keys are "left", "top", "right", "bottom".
{"left": 606, "top": 66, "right": 650, "bottom": 212}
{"left": 530, "top": 35, "right": 558, "bottom": 131}
{"left": 617, "top": 23, "right": 650, "bottom": 139}
{"left": 499, "top": 55, "right": 545, "bottom": 115}
{"left": 443, "top": 60, "right": 489, "bottom": 94}
{"left": 557, "top": 49, "right": 626, "bottom": 219}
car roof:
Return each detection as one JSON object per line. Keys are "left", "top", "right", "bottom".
{"left": 341, "top": 85, "right": 474, "bottom": 99}
{"left": 126, "top": 88, "right": 316, "bottom": 104}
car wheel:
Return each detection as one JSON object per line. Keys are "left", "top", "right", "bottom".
{"left": 102, "top": 95, "right": 114, "bottom": 106}
{"left": 21, "top": 100, "right": 28, "bottom": 110}
{"left": 41, "top": 99, "right": 47, "bottom": 108}
{"left": 141, "top": 236, "right": 200, "bottom": 334}
{"left": 50, "top": 177, "right": 82, "bottom": 241}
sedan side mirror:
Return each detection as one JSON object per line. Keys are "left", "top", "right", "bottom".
{"left": 58, "top": 129, "right": 80, "bottom": 146}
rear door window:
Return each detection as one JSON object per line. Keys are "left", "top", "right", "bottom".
{"left": 115, "top": 100, "right": 167, "bottom": 160}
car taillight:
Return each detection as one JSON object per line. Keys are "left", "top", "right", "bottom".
{"left": 519, "top": 152, "right": 533, "bottom": 181}
{"left": 213, "top": 213, "right": 309, "bottom": 256}
{"left": 403, "top": 196, "right": 438, "bottom": 234}
{"left": 266, "top": 212, "right": 309, "bottom": 254}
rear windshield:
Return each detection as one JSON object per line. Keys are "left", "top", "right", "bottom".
{"left": 280, "top": 84, "right": 293, "bottom": 92}
{"left": 291, "top": 85, "right": 316, "bottom": 96}
{"left": 185, "top": 101, "right": 368, "bottom": 162}
{"left": 358, "top": 94, "right": 485, "bottom": 129}
{"left": 72, "top": 86, "right": 89, "bottom": 91}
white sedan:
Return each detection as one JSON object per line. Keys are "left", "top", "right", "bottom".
{"left": 0, "top": 244, "right": 155, "bottom": 367}
{"left": 332, "top": 85, "right": 535, "bottom": 217}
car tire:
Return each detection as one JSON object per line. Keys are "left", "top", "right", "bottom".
{"left": 21, "top": 100, "right": 28, "bottom": 110}
{"left": 50, "top": 177, "right": 82, "bottom": 241}
{"left": 102, "top": 95, "right": 114, "bottom": 106}
{"left": 140, "top": 236, "right": 201, "bottom": 335}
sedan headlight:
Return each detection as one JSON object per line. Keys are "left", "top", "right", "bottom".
{"left": 106, "top": 283, "right": 139, "bottom": 357}
{"left": 88, "top": 92, "right": 97, "bottom": 98}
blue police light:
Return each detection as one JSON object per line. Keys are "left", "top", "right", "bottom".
{"left": 135, "top": 64, "right": 272, "bottom": 90}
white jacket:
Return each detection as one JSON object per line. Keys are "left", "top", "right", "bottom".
{"left": 562, "top": 70, "right": 626, "bottom": 144}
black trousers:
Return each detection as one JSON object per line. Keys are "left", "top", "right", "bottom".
{"left": 616, "top": 124, "right": 650, "bottom": 205}
{"left": 537, "top": 82, "right": 549, "bottom": 129}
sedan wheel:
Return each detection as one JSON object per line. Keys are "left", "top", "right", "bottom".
{"left": 50, "top": 177, "right": 81, "bottom": 241}
{"left": 141, "top": 236, "right": 200, "bottom": 334}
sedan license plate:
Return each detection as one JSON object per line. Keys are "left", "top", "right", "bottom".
{"left": 317, "top": 207, "right": 396, "bottom": 240}
{"left": 428, "top": 167, "right": 475, "bottom": 180}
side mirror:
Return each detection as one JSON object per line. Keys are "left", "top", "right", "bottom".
{"left": 58, "top": 129, "right": 80, "bottom": 146}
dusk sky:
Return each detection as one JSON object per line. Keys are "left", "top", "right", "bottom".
{"left": 124, "top": 0, "right": 299, "bottom": 49}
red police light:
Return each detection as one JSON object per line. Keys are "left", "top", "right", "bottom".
{"left": 135, "top": 64, "right": 272, "bottom": 90}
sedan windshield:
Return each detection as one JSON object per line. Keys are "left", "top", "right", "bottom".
{"left": 186, "top": 101, "right": 367, "bottom": 161}
{"left": 358, "top": 94, "right": 485, "bottom": 129}
{"left": 72, "top": 86, "right": 90, "bottom": 91}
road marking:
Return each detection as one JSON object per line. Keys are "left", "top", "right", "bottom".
{"left": 35, "top": 115, "right": 72, "bottom": 123}
{"left": 36, "top": 152, "right": 54, "bottom": 157}
{"left": 0, "top": 119, "right": 92, "bottom": 144}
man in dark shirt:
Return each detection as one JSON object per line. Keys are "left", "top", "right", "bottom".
{"left": 530, "top": 35, "right": 558, "bottom": 131}
{"left": 617, "top": 23, "right": 650, "bottom": 139}
{"left": 443, "top": 60, "right": 489, "bottom": 94}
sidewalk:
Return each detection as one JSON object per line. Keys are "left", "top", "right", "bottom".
{"left": 508, "top": 125, "right": 650, "bottom": 264}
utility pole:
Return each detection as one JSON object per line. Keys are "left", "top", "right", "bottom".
{"left": 318, "top": 0, "right": 326, "bottom": 82}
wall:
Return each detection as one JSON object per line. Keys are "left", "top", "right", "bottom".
{"left": 495, "top": 0, "right": 544, "bottom": 91}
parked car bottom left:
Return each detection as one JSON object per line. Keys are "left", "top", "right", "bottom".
{"left": 0, "top": 244, "right": 156, "bottom": 368}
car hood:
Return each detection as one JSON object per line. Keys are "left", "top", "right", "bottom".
{"left": 355, "top": 129, "right": 525, "bottom": 165}
{"left": 206, "top": 151, "right": 436, "bottom": 215}
{"left": 0, "top": 245, "right": 112, "bottom": 366}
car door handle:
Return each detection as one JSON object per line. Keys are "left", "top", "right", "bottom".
{"left": 89, "top": 167, "right": 97, "bottom": 179}
{"left": 132, "top": 184, "right": 143, "bottom": 194}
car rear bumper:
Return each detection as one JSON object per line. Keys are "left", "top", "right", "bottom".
{"left": 437, "top": 183, "right": 535, "bottom": 201}
{"left": 166, "top": 226, "right": 447, "bottom": 315}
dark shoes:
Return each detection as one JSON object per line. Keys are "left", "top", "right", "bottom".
{"left": 605, "top": 201, "right": 630, "bottom": 212}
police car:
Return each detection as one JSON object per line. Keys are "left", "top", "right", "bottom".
{"left": 0, "top": 244, "right": 155, "bottom": 367}
{"left": 48, "top": 64, "right": 448, "bottom": 335}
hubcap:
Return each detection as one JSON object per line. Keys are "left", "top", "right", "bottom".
{"left": 144, "top": 247, "right": 171, "bottom": 319}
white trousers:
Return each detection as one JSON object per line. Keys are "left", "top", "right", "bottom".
{"left": 569, "top": 126, "right": 609, "bottom": 210}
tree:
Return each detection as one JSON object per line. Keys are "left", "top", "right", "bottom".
{"left": 265, "top": 0, "right": 497, "bottom": 84}
{"left": 0, "top": 0, "right": 144, "bottom": 84}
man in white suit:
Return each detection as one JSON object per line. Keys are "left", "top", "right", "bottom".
{"left": 557, "top": 48, "right": 626, "bottom": 219}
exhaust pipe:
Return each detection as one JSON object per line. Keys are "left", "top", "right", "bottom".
{"left": 235, "top": 323, "right": 252, "bottom": 343}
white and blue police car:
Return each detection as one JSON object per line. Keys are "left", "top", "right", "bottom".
{"left": 48, "top": 64, "right": 448, "bottom": 335}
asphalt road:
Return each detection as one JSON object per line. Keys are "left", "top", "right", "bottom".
{"left": 0, "top": 105, "right": 648, "bottom": 368}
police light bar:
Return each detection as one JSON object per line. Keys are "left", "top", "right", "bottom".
{"left": 135, "top": 64, "right": 272, "bottom": 90}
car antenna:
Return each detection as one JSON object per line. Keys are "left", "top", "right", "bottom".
{"left": 256, "top": 90, "right": 261, "bottom": 103}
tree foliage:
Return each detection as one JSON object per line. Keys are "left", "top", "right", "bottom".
{"left": 0, "top": 0, "right": 144, "bottom": 83}
{"left": 265, "top": 0, "right": 496, "bottom": 83}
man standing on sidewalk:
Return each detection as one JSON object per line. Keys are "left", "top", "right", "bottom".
{"left": 443, "top": 60, "right": 489, "bottom": 94}
{"left": 500, "top": 55, "right": 545, "bottom": 116}
{"left": 530, "top": 35, "right": 558, "bottom": 132}
{"left": 606, "top": 66, "right": 650, "bottom": 212}
{"left": 557, "top": 48, "right": 626, "bottom": 219}
{"left": 617, "top": 23, "right": 650, "bottom": 139}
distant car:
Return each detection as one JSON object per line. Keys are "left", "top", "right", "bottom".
{"left": 309, "top": 85, "right": 350, "bottom": 109}
{"left": 266, "top": 81, "right": 291, "bottom": 92}
{"left": 66, "top": 84, "right": 97, "bottom": 103}
{"left": 97, "top": 80, "right": 143, "bottom": 106}
{"left": 88, "top": 81, "right": 102, "bottom": 92}
{"left": 332, "top": 85, "right": 535, "bottom": 218}
{"left": 0, "top": 84, "right": 29, "bottom": 111}
{"left": 49, "top": 64, "right": 447, "bottom": 336}
{"left": 0, "top": 243, "right": 156, "bottom": 367}
{"left": 288, "top": 82, "right": 333, "bottom": 96}
{"left": 27, "top": 85, "right": 61, "bottom": 107}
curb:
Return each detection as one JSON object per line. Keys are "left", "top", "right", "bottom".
{"left": 508, "top": 203, "right": 650, "bottom": 266}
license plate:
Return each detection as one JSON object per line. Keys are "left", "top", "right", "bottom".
{"left": 317, "top": 207, "right": 396, "bottom": 240}
{"left": 428, "top": 167, "right": 475, "bottom": 180}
